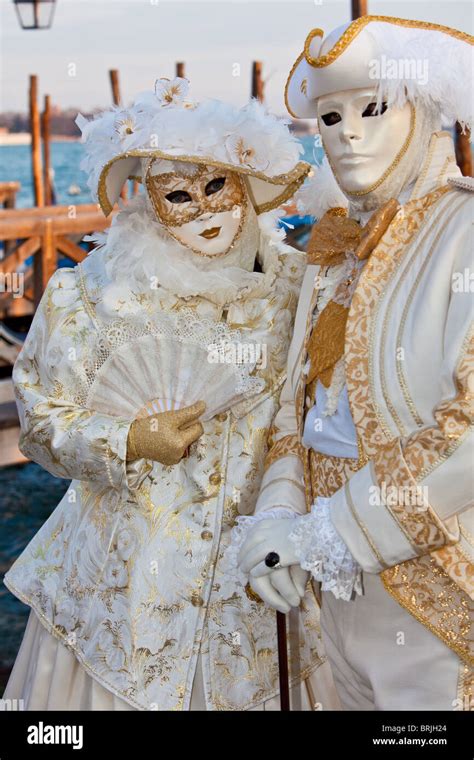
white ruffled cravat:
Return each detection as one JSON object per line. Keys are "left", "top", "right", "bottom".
{"left": 91, "top": 194, "right": 281, "bottom": 310}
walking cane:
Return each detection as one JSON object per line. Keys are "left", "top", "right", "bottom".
{"left": 276, "top": 611, "right": 290, "bottom": 711}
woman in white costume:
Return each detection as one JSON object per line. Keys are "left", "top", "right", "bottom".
{"left": 235, "top": 17, "right": 474, "bottom": 710}
{"left": 3, "top": 78, "right": 339, "bottom": 711}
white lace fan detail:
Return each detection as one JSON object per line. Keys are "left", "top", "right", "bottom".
{"left": 86, "top": 309, "right": 265, "bottom": 421}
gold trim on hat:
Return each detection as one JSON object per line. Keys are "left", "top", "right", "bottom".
{"left": 285, "top": 15, "right": 473, "bottom": 118}
{"left": 285, "top": 50, "right": 307, "bottom": 119}
{"left": 97, "top": 149, "right": 311, "bottom": 216}
{"left": 304, "top": 15, "right": 473, "bottom": 68}
{"left": 302, "top": 27, "right": 324, "bottom": 65}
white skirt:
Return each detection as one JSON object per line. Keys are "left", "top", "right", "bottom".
{"left": 3, "top": 610, "right": 340, "bottom": 711}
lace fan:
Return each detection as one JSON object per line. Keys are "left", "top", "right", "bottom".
{"left": 86, "top": 313, "right": 264, "bottom": 421}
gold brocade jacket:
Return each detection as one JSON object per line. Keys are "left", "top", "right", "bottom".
{"left": 255, "top": 133, "right": 474, "bottom": 682}
{"left": 4, "top": 226, "right": 327, "bottom": 711}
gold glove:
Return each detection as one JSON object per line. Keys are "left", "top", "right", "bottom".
{"left": 126, "top": 401, "right": 206, "bottom": 466}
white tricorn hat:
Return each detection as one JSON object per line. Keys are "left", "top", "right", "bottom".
{"left": 76, "top": 77, "right": 310, "bottom": 217}
{"left": 285, "top": 15, "right": 473, "bottom": 130}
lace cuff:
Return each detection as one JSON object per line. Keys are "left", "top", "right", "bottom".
{"left": 224, "top": 507, "right": 296, "bottom": 586}
{"left": 288, "top": 496, "right": 362, "bottom": 601}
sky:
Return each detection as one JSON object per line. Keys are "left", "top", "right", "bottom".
{"left": 0, "top": 0, "right": 472, "bottom": 115}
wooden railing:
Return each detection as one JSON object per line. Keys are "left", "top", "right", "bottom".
{"left": 0, "top": 204, "right": 116, "bottom": 318}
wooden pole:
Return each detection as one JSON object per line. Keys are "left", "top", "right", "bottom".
{"left": 29, "top": 75, "right": 44, "bottom": 208}
{"left": 42, "top": 95, "right": 52, "bottom": 206}
{"left": 251, "top": 61, "right": 264, "bottom": 102}
{"left": 109, "top": 69, "right": 128, "bottom": 202}
{"left": 34, "top": 218, "right": 56, "bottom": 308}
{"left": 455, "top": 124, "right": 472, "bottom": 176}
{"left": 176, "top": 62, "right": 185, "bottom": 79}
{"left": 351, "top": 0, "right": 367, "bottom": 18}
{"left": 109, "top": 69, "right": 121, "bottom": 106}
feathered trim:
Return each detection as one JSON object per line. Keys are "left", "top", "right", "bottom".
{"left": 367, "top": 22, "right": 473, "bottom": 132}
{"left": 76, "top": 78, "right": 304, "bottom": 199}
{"left": 295, "top": 158, "right": 348, "bottom": 219}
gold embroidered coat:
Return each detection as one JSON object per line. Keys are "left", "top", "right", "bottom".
{"left": 255, "top": 132, "right": 474, "bottom": 673}
{"left": 4, "top": 228, "right": 326, "bottom": 710}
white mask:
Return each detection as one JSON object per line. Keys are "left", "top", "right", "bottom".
{"left": 316, "top": 87, "right": 413, "bottom": 195}
{"left": 169, "top": 209, "right": 242, "bottom": 257}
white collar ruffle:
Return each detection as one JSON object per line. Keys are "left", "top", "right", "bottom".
{"left": 82, "top": 196, "right": 290, "bottom": 318}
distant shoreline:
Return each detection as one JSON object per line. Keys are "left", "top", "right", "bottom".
{"left": 0, "top": 134, "right": 80, "bottom": 146}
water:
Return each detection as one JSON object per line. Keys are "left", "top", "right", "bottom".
{"left": 0, "top": 142, "right": 91, "bottom": 208}
{"left": 0, "top": 136, "right": 322, "bottom": 209}
{"left": 0, "top": 463, "right": 69, "bottom": 675}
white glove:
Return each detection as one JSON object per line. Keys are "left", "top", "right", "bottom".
{"left": 239, "top": 518, "right": 301, "bottom": 578}
{"left": 249, "top": 565, "right": 310, "bottom": 614}
{"left": 225, "top": 509, "right": 310, "bottom": 612}
{"left": 238, "top": 498, "right": 362, "bottom": 602}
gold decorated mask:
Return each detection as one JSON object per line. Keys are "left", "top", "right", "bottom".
{"left": 145, "top": 161, "right": 247, "bottom": 257}
{"left": 146, "top": 162, "right": 245, "bottom": 226}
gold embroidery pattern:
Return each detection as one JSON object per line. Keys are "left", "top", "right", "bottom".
{"left": 345, "top": 185, "right": 454, "bottom": 460}
{"left": 263, "top": 434, "right": 305, "bottom": 471}
{"left": 403, "top": 327, "right": 474, "bottom": 480}
{"left": 341, "top": 185, "right": 473, "bottom": 663}
{"left": 432, "top": 542, "right": 474, "bottom": 601}
{"left": 345, "top": 482, "right": 389, "bottom": 569}
{"left": 389, "top": 194, "right": 469, "bottom": 432}
{"left": 373, "top": 439, "right": 450, "bottom": 553}
{"left": 381, "top": 556, "right": 473, "bottom": 666}
{"left": 456, "top": 663, "right": 474, "bottom": 711}
{"left": 309, "top": 448, "right": 360, "bottom": 499}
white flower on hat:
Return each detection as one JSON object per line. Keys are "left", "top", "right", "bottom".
{"left": 225, "top": 132, "right": 269, "bottom": 172}
{"left": 76, "top": 81, "right": 309, "bottom": 214}
{"left": 114, "top": 112, "right": 138, "bottom": 148}
{"left": 154, "top": 76, "right": 190, "bottom": 108}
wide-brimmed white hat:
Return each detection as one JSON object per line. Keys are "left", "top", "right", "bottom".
{"left": 77, "top": 77, "right": 310, "bottom": 216}
{"left": 285, "top": 15, "right": 473, "bottom": 129}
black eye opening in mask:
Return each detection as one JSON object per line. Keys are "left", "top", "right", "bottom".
{"left": 205, "top": 177, "right": 226, "bottom": 196}
{"left": 362, "top": 102, "right": 388, "bottom": 118}
{"left": 165, "top": 190, "right": 192, "bottom": 204}
{"left": 320, "top": 111, "right": 341, "bottom": 126}
{"left": 321, "top": 102, "right": 388, "bottom": 126}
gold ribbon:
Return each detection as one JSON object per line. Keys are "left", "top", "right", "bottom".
{"left": 306, "top": 199, "right": 400, "bottom": 390}
{"left": 307, "top": 206, "right": 361, "bottom": 266}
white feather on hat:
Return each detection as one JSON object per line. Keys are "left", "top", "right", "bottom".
{"left": 76, "top": 77, "right": 310, "bottom": 216}
{"left": 285, "top": 15, "right": 473, "bottom": 131}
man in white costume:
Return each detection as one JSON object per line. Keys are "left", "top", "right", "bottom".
{"left": 235, "top": 17, "right": 473, "bottom": 710}
{"left": 3, "top": 79, "right": 339, "bottom": 710}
